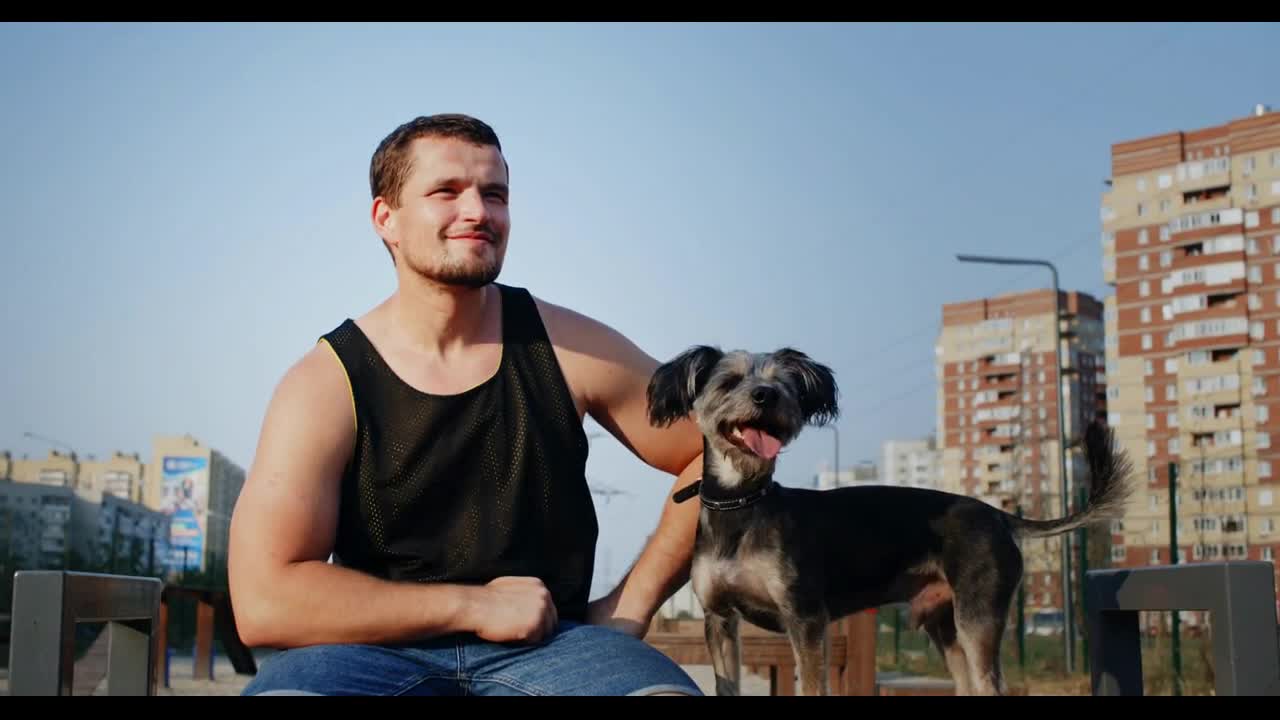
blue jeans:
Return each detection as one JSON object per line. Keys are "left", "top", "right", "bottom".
{"left": 242, "top": 621, "right": 703, "bottom": 696}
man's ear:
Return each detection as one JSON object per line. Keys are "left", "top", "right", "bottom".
{"left": 371, "top": 198, "right": 398, "bottom": 259}
{"left": 646, "top": 345, "right": 723, "bottom": 427}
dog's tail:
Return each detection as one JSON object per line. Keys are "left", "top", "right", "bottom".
{"left": 1006, "top": 421, "right": 1135, "bottom": 539}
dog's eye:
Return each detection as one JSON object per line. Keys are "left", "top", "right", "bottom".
{"left": 721, "top": 376, "right": 742, "bottom": 391}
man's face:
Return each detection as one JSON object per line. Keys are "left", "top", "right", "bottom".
{"left": 379, "top": 136, "right": 510, "bottom": 288}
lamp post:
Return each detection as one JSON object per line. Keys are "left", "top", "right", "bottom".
{"left": 829, "top": 425, "right": 840, "bottom": 488}
{"left": 956, "top": 253, "right": 1076, "bottom": 674}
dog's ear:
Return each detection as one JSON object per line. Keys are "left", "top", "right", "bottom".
{"left": 647, "top": 345, "right": 724, "bottom": 427}
{"left": 775, "top": 348, "right": 839, "bottom": 426}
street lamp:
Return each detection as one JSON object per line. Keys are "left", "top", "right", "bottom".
{"left": 23, "top": 431, "right": 75, "bottom": 455}
{"left": 829, "top": 425, "right": 840, "bottom": 489}
{"left": 956, "top": 253, "right": 1076, "bottom": 674}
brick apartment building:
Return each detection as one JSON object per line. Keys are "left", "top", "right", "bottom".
{"left": 936, "top": 288, "right": 1107, "bottom": 619}
{"left": 1100, "top": 104, "right": 1280, "bottom": 614}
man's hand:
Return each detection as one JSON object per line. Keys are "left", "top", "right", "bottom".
{"left": 586, "top": 584, "right": 653, "bottom": 639}
{"left": 463, "top": 576, "right": 560, "bottom": 644}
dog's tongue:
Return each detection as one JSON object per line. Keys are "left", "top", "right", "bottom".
{"left": 741, "top": 428, "right": 782, "bottom": 459}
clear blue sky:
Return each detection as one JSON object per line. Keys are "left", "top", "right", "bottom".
{"left": 2, "top": 22, "right": 1277, "bottom": 595}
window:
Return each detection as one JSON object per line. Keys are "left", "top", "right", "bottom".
{"left": 1137, "top": 202, "right": 1147, "bottom": 217}
{"left": 1167, "top": 411, "right": 1179, "bottom": 427}
{"left": 1137, "top": 177, "right": 1148, "bottom": 192}
{"left": 1244, "top": 156, "right": 1256, "bottom": 175}
{"left": 1139, "top": 254, "right": 1149, "bottom": 271}
{"left": 1166, "top": 383, "right": 1177, "bottom": 401}
{"left": 1261, "top": 461, "right": 1272, "bottom": 478}
{"left": 1251, "top": 293, "right": 1262, "bottom": 310}
{"left": 1146, "top": 413, "right": 1155, "bottom": 429}
{"left": 1142, "top": 333, "right": 1152, "bottom": 350}
{"left": 1165, "top": 357, "right": 1179, "bottom": 373}
{"left": 1259, "top": 404, "right": 1270, "bottom": 423}
{"left": 1249, "top": 238, "right": 1259, "bottom": 254}
{"left": 1140, "top": 280, "right": 1150, "bottom": 297}
{"left": 1160, "top": 226, "right": 1170, "bottom": 242}
{"left": 1150, "top": 549, "right": 1161, "bottom": 564}
{"left": 1262, "top": 489, "right": 1274, "bottom": 506}
{"left": 1111, "top": 546, "right": 1126, "bottom": 562}
{"left": 1158, "top": 173, "right": 1172, "bottom": 189}
{"left": 1160, "top": 250, "right": 1172, "bottom": 267}
{"left": 1255, "top": 348, "right": 1266, "bottom": 365}
{"left": 1250, "top": 266, "right": 1262, "bottom": 283}
{"left": 1259, "top": 432, "right": 1270, "bottom": 449}
{"left": 1144, "top": 359, "right": 1154, "bottom": 376}
{"left": 1264, "top": 547, "right": 1275, "bottom": 562}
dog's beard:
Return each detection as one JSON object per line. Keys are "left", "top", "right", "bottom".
{"left": 704, "top": 417, "right": 793, "bottom": 485}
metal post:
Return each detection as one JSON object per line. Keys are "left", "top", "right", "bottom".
{"left": 1078, "top": 484, "right": 1089, "bottom": 673}
{"left": 892, "top": 606, "right": 901, "bottom": 666}
{"left": 1168, "top": 462, "right": 1182, "bottom": 696}
{"left": 829, "top": 425, "right": 840, "bottom": 487}
{"left": 1016, "top": 504, "right": 1027, "bottom": 671}
{"left": 956, "top": 253, "right": 1075, "bottom": 673}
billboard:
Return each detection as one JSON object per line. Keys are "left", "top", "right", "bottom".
{"left": 160, "top": 455, "right": 208, "bottom": 573}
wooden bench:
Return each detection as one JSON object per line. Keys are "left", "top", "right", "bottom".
{"left": 645, "top": 609, "right": 880, "bottom": 695}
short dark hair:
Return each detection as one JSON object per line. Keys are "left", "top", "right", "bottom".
{"left": 369, "top": 113, "right": 504, "bottom": 210}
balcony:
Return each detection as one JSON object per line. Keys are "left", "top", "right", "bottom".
{"left": 982, "top": 362, "right": 1021, "bottom": 377}
{"left": 1168, "top": 207, "right": 1245, "bottom": 239}
{"left": 1175, "top": 156, "right": 1232, "bottom": 194}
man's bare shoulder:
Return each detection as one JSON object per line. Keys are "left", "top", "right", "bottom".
{"left": 530, "top": 292, "right": 701, "bottom": 476}
{"left": 531, "top": 295, "right": 651, "bottom": 369}
{"left": 260, "top": 340, "right": 357, "bottom": 449}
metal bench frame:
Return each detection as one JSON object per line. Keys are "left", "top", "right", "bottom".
{"left": 7, "top": 570, "right": 163, "bottom": 696}
{"left": 1085, "top": 561, "right": 1280, "bottom": 696}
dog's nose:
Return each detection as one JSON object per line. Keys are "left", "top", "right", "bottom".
{"left": 751, "top": 386, "right": 777, "bottom": 406}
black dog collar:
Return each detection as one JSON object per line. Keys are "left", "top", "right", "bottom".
{"left": 672, "top": 478, "right": 775, "bottom": 511}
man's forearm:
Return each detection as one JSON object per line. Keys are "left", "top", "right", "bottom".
{"left": 234, "top": 560, "right": 475, "bottom": 649}
{"left": 608, "top": 453, "right": 703, "bottom": 623}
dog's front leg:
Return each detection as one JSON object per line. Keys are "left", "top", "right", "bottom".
{"left": 784, "top": 615, "right": 830, "bottom": 696}
{"left": 705, "top": 612, "right": 741, "bottom": 696}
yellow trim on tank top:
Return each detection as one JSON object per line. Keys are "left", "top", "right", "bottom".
{"left": 318, "top": 337, "right": 358, "bottom": 437}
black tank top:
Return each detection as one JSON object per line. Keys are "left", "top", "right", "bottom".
{"left": 319, "top": 283, "right": 598, "bottom": 622}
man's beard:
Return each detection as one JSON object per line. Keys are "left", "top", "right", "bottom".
{"left": 408, "top": 245, "right": 503, "bottom": 289}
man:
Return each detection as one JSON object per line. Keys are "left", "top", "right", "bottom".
{"left": 229, "top": 114, "right": 706, "bottom": 696}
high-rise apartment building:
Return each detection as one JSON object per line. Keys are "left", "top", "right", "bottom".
{"left": 881, "top": 437, "right": 941, "bottom": 489}
{"left": 149, "top": 434, "right": 245, "bottom": 575}
{"left": 2, "top": 432, "right": 246, "bottom": 577}
{"left": 1100, "top": 105, "right": 1280, "bottom": 611}
{"left": 936, "top": 289, "right": 1107, "bottom": 616}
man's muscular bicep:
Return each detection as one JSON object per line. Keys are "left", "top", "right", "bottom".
{"left": 537, "top": 298, "right": 702, "bottom": 476}
{"left": 230, "top": 343, "right": 355, "bottom": 578}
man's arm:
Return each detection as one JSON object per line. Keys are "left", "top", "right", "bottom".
{"left": 538, "top": 299, "right": 705, "bottom": 637}
{"left": 228, "top": 343, "right": 557, "bottom": 648}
